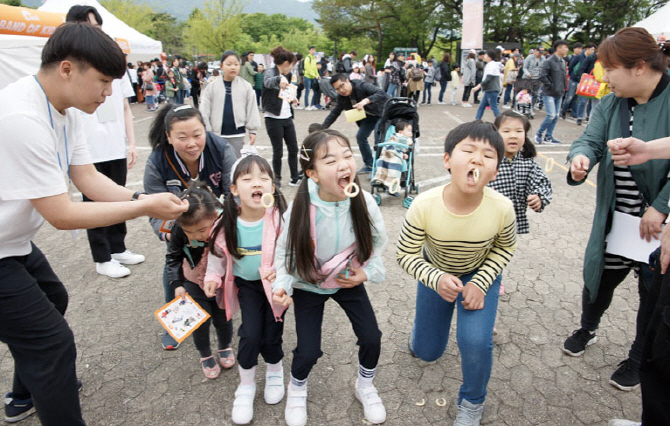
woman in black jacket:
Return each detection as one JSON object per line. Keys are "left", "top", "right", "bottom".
{"left": 437, "top": 52, "right": 452, "bottom": 104}
{"left": 262, "top": 46, "right": 301, "bottom": 188}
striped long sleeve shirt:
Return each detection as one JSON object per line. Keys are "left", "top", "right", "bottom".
{"left": 396, "top": 185, "right": 517, "bottom": 294}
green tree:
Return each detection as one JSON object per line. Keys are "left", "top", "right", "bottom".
{"left": 0, "top": 0, "right": 22, "bottom": 6}
{"left": 146, "top": 12, "right": 185, "bottom": 56}
{"left": 183, "top": 0, "right": 245, "bottom": 56}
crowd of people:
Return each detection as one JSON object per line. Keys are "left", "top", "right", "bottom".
{"left": 1, "top": 4, "right": 670, "bottom": 426}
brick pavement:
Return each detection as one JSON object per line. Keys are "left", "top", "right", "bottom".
{"left": 0, "top": 88, "right": 643, "bottom": 425}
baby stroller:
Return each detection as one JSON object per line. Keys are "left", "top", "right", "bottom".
{"left": 371, "top": 97, "right": 420, "bottom": 208}
{"left": 514, "top": 78, "right": 534, "bottom": 119}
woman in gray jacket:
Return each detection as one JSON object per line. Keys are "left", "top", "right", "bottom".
{"left": 461, "top": 52, "right": 476, "bottom": 107}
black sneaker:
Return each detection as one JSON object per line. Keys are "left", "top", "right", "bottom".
{"left": 4, "top": 393, "right": 35, "bottom": 423}
{"left": 288, "top": 177, "right": 302, "bottom": 187}
{"left": 576, "top": 118, "right": 583, "bottom": 126}
{"left": 609, "top": 359, "right": 640, "bottom": 391}
{"left": 562, "top": 328, "right": 597, "bottom": 356}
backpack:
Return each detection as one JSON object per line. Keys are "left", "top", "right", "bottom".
{"left": 409, "top": 66, "right": 423, "bottom": 81}
{"left": 335, "top": 60, "right": 346, "bottom": 73}
{"left": 298, "top": 58, "right": 305, "bottom": 76}
{"left": 433, "top": 66, "right": 442, "bottom": 82}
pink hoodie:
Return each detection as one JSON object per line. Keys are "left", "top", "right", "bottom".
{"left": 204, "top": 208, "right": 286, "bottom": 321}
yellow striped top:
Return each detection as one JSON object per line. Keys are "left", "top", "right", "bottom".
{"left": 396, "top": 185, "right": 517, "bottom": 294}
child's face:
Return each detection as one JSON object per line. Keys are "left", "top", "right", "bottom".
{"left": 167, "top": 71, "right": 174, "bottom": 78}
{"left": 399, "top": 124, "right": 413, "bottom": 137}
{"left": 521, "top": 89, "right": 528, "bottom": 94}
{"left": 258, "top": 65, "right": 264, "bottom": 72}
{"left": 181, "top": 214, "right": 217, "bottom": 242}
{"left": 306, "top": 139, "right": 357, "bottom": 202}
{"left": 443, "top": 137, "right": 498, "bottom": 192}
{"left": 222, "top": 56, "right": 240, "bottom": 79}
{"left": 231, "top": 163, "right": 275, "bottom": 214}
{"left": 498, "top": 117, "right": 526, "bottom": 159}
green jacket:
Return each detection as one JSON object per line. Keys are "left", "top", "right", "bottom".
{"left": 303, "top": 54, "right": 319, "bottom": 79}
{"left": 567, "top": 82, "right": 670, "bottom": 302}
{"left": 240, "top": 62, "right": 257, "bottom": 86}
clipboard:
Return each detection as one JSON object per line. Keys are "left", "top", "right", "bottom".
{"left": 604, "top": 211, "right": 661, "bottom": 263}
{"left": 154, "top": 294, "right": 211, "bottom": 343}
{"left": 345, "top": 108, "right": 366, "bottom": 123}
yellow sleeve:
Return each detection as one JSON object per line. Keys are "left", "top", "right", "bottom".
{"left": 396, "top": 200, "right": 445, "bottom": 292}
{"left": 468, "top": 202, "right": 517, "bottom": 294}
{"left": 593, "top": 61, "right": 605, "bottom": 83}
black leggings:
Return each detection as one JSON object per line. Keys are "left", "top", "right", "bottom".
{"left": 290, "top": 285, "right": 381, "bottom": 380}
{"left": 236, "top": 277, "right": 285, "bottom": 369}
{"left": 184, "top": 281, "right": 233, "bottom": 357}
{"left": 580, "top": 266, "right": 651, "bottom": 367}
{"left": 462, "top": 85, "right": 473, "bottom": 102}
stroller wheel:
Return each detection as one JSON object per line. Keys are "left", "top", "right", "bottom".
{"left": 373, "top": 193, "right": 382, "bottom": 205}
{"left": 403, "top": 196, "right": 414, "bottom": 209}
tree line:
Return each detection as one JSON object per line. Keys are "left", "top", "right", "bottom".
{"left": 2, "top": 0, "right": 665, "bottom": 63}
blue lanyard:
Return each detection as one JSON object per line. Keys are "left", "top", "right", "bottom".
{"left": 33, "top": 75, "right": 69, "bottom": 177}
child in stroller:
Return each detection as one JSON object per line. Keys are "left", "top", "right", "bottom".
{"left": 515, "top": 88, "right": 533, "bottom": 119}
{"left": 371, "top": 120, "right": 413, "bottom": 196}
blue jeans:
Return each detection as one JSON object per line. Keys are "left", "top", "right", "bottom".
{"left": 438, "top": 80, "right": 448, "bottom": 102}
{"left": 474, "top": 91, "right": 501, "bottom": 119}
{"left": 411, "top": 271, "right": 501, "bottom": 404}
{"left": 386, "top": 82, "right": 398, "bottom": 97}
{"left": 561, "top": 80, "right": 579, "bottom": 116}
{"left": 304, "top": 77, "right": 315, "bottom": 106}
{"left": 355, "top": 115, "right": 380, "bottom": 167}
{"left": 503, "top": 84, "right": 514, "bottom": 105}
{"left": 538, "top": 95, "right": 563, "bottom": 138}
{"left": 422, "top": 84, "right": 432, "bottom": 103}
{"left": 574, "top": 95, "right": 587, "bottom": 119}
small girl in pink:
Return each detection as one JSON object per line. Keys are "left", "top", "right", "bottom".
{"left": 204, "top": 155, "right": 288, "bottom": 425}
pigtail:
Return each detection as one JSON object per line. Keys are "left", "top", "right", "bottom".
{"left": 349, "top": 174, "right": 374, "bottom": 263}
{"left": 286, "top": 177, "right": 320, "bottom": 283}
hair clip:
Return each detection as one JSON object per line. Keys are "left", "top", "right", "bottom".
{"left": 299, "top": 145, "right": 311, "bottom": 161}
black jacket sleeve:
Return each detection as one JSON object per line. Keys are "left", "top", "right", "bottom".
{"left": 166, "top": 225, "right": 187, "bottom": 289}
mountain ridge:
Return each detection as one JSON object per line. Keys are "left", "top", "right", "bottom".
{"left": 21, "top": 0, "right": 317, "bottom": 23}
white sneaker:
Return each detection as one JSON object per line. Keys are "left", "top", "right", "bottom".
{"left": 285, "top": 386, "right": 307, "bottom": 426}
{"left": 503, "top": 105, "right": 511, "bottom": 109}
{"left": 608, "top": 421, "right": 642, "bottom": 426}
{"left": 296, "top": 105, "right": 305, "bottom": 110}
{"left": 454, "top": 399, "right": 485, "bottom": 426}
{"left": 264, "top": 368, "right": 285, "bottom": 404}
{"left": 232, "top": 384, "right": 256, "bottom": 425}
{"left": 111, "top": 250, "right": 145, "bottom": 265}
{"left": 437, "top": 101, "right": 446, "bottom": 105}
{"left": 355, "top": 383, "right": 386, "bottom": 424}
{"left": 95, "top": 260, "right": 130, "bottom": 278}
{"left": 462, "top": 103, "right": 473, "bottom": 108}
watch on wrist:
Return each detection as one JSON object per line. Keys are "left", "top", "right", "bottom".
{"left": 131, "top": 191, "right": 146, "bottom": 201}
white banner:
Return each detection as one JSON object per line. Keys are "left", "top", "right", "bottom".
{"left": 462, "top": 0, "right": 483, "bottom": 49}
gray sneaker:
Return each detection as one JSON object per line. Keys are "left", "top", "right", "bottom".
{"left": 454, "top": 399, "right": 484, "bottom": 426}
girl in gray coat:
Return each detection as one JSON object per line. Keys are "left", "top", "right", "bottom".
{"left": 461, "top": 52, "right": 476, "bottom": 107}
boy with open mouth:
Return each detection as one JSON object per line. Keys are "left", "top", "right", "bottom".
{"left": 396, "top": 120, "right": 517, "bottom": 425}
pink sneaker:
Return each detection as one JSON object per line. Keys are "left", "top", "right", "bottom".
{"left": 499, "top": 283, "right": 505, "bottom": 295}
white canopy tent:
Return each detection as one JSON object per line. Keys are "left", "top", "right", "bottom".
{"left": 634, "top": 2, "right": 670, "bottom": 40}
{"left": 0, "top": 0, "right": 162, "bottom": 89}
{"left": 39, "top": 0, "right": 162, "bottom": 61}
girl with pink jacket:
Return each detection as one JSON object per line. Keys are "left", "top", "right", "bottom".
{"left": 204, "top": 155, "right": 288, "bottom": 425}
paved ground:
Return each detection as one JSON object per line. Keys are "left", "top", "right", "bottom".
{"left": 0, "top": 88, "right": 645, "bottom": 426}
